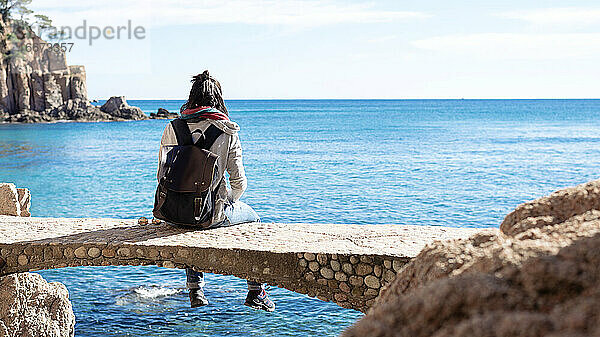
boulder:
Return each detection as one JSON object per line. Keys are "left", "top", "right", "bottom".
{"left": 344, "top": 180, "right": 600, "bottom": 337}
{"left": 0, "top": 273, "right": 75, "bottom": 337}
{"left": 99, "top": 96, "right": 126, "bottom": 113}
{"left": 0, "top": 184, "right": 31, "bottom": 217}
{"left": 0, "top": 184, "right": 20, "bottom": 216}
{"left": 16, "top": 188, "right": 31, "bottom": 217}
{"left": 100, "top": 96, "right": 148, "bottom": 120}
{"left": 150, "top": 108, "right": 178, "bottom": 119}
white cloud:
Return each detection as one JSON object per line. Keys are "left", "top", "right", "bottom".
{"left": 30, "top": 0, "right": 429, "bottom": 28}
{"left": 412, "top": 33, "right": 600, "bottom": 60}
{"left": 499, "top": 8, "right": 600, "bottom": 25}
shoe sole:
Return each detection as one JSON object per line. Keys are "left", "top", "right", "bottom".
{"left": 244, "top": 302, "right": 275, "bottom": 312}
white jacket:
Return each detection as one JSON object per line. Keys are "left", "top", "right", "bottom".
{"left": 157, "top": 118, "right": 247, "bottom": 225}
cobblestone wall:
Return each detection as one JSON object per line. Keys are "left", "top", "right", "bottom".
{"left": 0, "top": 243, "right": 408, "bottom": 312}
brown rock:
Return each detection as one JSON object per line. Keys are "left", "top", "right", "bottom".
{"left": 342, "top": 263, "right": 353, "bottom": 274}
{"left": 304, "top": 253, "right": 316, "bottom": 261}
{"left": 100, "top": 96, "right": 147, "bottom": 120}
{"left": 335, "top": 293, "right": 348, "bottom": 302}
{"left": 349, "top": 276, "right": 363, "bottom": 287}
{"left": 320, "top": 267, "right": 334, "bottom": 279}
{"left": 335, "top": 271, "right": 348, "bottom": 282}
{"left": 331, "top": 260, "right": 341, "bottom": 272}
{"left": 344, "top": 180, "right": 600, "bottom": 337}
{"left": 339, "top": 282, "right": 351, "bottom": 293}
{"left": 355, "top": 263, "right": 373, "bottom": 276}
{"left": 73, "top": 247, "right": 87, "bottom": 259}
{"left": 16, "top": 188, "right": 31, "bottom": 217}
{"left": 0, "top": 273, "right": 74, "bottom": 337}
{"left": 364, "top": 275, "right": 380, "bottom": 289}
{"left": 0, "top": 184, "right": 20, "bottom": 216}
{"left": 316, "top": 253, "right": 328, "bottom": 265}
{"left": 87, "top": 247, "right": 101, "bottom": 258}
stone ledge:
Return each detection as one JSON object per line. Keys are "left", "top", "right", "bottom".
{"left": 0, "top": 216, "right": 481, "bottom": 312}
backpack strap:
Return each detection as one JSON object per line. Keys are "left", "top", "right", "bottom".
{"left": 195, "top": 124, "right": 224, "bottom": 150}
{"left": 171, "top": 118, "right": 193, "bottom": 146}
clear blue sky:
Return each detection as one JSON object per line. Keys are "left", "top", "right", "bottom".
{"left": 30, "top": 0, "right": 600, "bottom": 100}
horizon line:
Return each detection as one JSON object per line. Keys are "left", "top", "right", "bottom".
{"left": 95, "top": 97, "right": 600, "bottom": 101}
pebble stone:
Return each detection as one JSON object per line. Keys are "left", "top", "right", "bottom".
{"left": 330, "top": 260, "right": 341, "bottom": 272}
{"left": 349, "top": 275, "right": 363, "bottom": 286}
{"left": 364, "top": 275, "right": 381, "bottom": 289}
{"left": 384, "top": 270, "right": 396, "bottom": 282}
{"left": 102, "top": 248, "right": 116, "bottom": 258}
{"left": 360, "top": 256, "right": 373, "bottom": 263}
{"left": 364, "top": 288, "right": 379, "bottom": 297}
{"left": 316, "top": 253, "right": 328, "bottom": 265}
{"left": 63, "top": 247, "right": 74, "bottom": 258}
{"left": 355, "top": 263, "right": 373, "bottom": 276}
{"left": 384, "top": 260, "right": 392, "bottom": 269}
{"left": 299, "top": 259, "right": 307, "bottom": 268}
{"left": 88, "top": 247, "right": 101, "bottom": 258}
{"left": 317, "top": 294, "right": 328, "bottom": 302}
{"left": 373, "top": 265, "right": 382, "bottom": 277}
{"left": 335, "top": 271, "right": 348, "bottom": 282}
{"left": 342, "top": 263, "right": 353, "bottom": 274}
{"left": 334, "top": 293, "right": 348, "bottom": 302}
{"left": 147, "top": 248, "right": 159, "bottom": 259}
{"left": 74, "top": 247, "right": 87, "bottom": 259}
{"left": 349, "top": 256, "right": 359, "bottom": 264}
{"left": 117, "top": 247, "right": 131, "bottom": 257}
{"left": 308, "top": 261, "right": 319, "bottom": 272}
{"left": 392, "top": 259, "right": 403, "bottom": 272}
{"left": 320, "top": 267, "right": 334, "bottom": 279}
{"left": 339, "top": 282, "right": 351, "bottom": 293}
{"left": 304, "top": 253, "right": 316, "bottom": 261}
{"left": 17, "top": 255, "right": 28, "bottom": 266}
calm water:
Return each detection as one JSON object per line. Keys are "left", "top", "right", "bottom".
{"left": 1, "top": 99, "right": 600, "bottom": 336}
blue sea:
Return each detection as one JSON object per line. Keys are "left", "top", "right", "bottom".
{"left": 1, "top": 99, "right": 600, "bottom": 336}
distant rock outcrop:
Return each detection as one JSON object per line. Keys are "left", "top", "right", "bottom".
{"left": 150, "top": 107, "right": 178, "bottom": 119}
{"left": 0, "top": 273, "right": 74, "bottom": 337}
{"left": 100, "top": 96, "right": 147, "bottom": 120}
{"left": 344, "top": 180, "right": 600, "bottom": 337}
{"left": 0, "top": 20, "right": 146, "bottom": 123}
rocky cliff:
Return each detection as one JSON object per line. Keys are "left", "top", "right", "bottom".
{"left": 343, "top": 180, "right": 600, "bottom": 337}
{"left": 0, "top": 20, "right": 147, "bottom": 123}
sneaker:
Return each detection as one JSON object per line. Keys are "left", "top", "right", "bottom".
{"left": 244, "top": 289, "right": 275, "bottom": 312}
{"left": 189, "top": 288, "right": 209, "bottom": 308}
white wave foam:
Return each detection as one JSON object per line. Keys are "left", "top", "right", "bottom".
{"left": 133, "top": 285, "right": 180, "bottom": 299}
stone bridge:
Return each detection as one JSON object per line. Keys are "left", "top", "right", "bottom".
{"left": 0, "top": 216, "right": 478, "bottom": 312}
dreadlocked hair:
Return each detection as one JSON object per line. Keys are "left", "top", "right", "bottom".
{"left": 180, "top": 70, "right": 228, "bottom": 114}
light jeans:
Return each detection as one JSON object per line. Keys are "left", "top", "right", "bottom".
{"left": 186, "top": 200, "right": 262, "bottom": 290}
